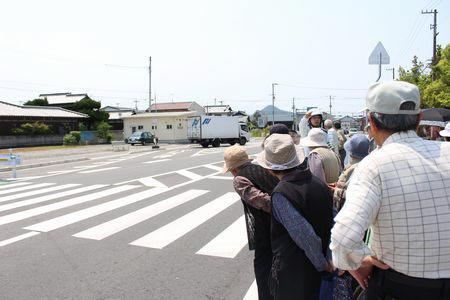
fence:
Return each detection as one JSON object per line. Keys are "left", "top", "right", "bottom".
{"left": 0, "top": 135, "right": 64, "bottom": 149}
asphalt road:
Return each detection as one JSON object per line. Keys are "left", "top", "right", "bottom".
{"left": 0, "top": 141, "right": 264, "bottom": 300}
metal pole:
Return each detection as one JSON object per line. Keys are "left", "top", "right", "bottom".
{"left": 376, "top": 53, "right": 382, "bottom": 82}
{"left": 292, "top": 98, "right": 295, "bottom": 130}
{"left": 149, "top": 57, "right": 152, "bottom": 110}
{"left": 272, "top": 83, "right": 277, "bottom": 125}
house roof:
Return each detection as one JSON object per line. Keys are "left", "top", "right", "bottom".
{"left": 39, "top": 92, "right": 89, "bottom": 105}
{"left": 149, "top": 102, "right": 193, "bottom": 111}
{"left": 101, "top": 106, "right": 134, "bottom": 112}
{"left": 0, "top": 101, "right": 88, "bottom": 118}
{"left": 108, "top": 111, "right": 134, "bottom": 120}
{"left": 121, "top": 111, "right": 198, "bottom": 119}
{"left": 205, "top": 105, "right": 232, "bottom": 113}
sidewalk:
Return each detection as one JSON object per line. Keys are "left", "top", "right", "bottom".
{"left": 0, "top": 143, "right": 174, "bottom": 172}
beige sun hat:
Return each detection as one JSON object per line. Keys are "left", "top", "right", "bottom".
{"left": 223, "top": 145, "right": 251, "bottom": 172}
{"left": 256, "top": 134, "right": 304, "bottom": 170}
{"left": 300, "top": 128, "right": 328, "bottom": 147}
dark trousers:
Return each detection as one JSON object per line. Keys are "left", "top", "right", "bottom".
{"left": 339, "top": 149, "right": 346, "bottom": 168}
{"left": 367, "top": 268, "right": 450, "bottom": 300}
{"left": 254, "top": 247, "right": 273, "bottom": 300}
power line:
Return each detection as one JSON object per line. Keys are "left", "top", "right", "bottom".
{"left": 277, "top": 83, "right": 367, "bottom": 91}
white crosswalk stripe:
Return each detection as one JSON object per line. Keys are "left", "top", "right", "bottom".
{"left": 0, "top": 184, "right": 107, "bottom": 212}
{"left": 0, "top": 181, "right": 249, "bottom": 260}
{"left": 0, "top": 182, "right": 33, "bottom": 190}
{"left": 0, "top": 185, "right": 138, "bottom": 226}
{"left": 0, "top": 184, "right": 80, "bottom": 203}
{"left": 243, "top": 280, "right": 258, "bottom": 300}
{"left": 130, "top": 192, "right": 240, "bottom": 249}
{"left": 196, "top": 215, "right": 247, "bottom": 258}
{"left": 73, "top": 189, "right": 208, "bottom": 240}
{"left": 0, "top": 183, "right": 55, "bottom": 196}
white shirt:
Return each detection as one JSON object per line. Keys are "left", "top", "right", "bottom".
{"left": 330, "top": 130, "right": 450, "bottom": 279}
{"left": 327, "top": 128, "right": 340, "bottom": 154}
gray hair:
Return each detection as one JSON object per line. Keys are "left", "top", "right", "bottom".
{"left": 370, "top": 101, "right": 420, "bottom": 133}
{"left": 324, "top": 119, "right": 333, "bottom": 129}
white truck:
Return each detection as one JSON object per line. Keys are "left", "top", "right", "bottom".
{"left": 187, "top": 116, "right": 250, "bottom": 148}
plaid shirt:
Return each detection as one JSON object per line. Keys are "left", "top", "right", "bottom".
{"left": 331, "top": 130, "right": 450, "bottom": 279}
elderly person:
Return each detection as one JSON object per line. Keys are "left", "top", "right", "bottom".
{"left": 330, "top": 81, "right": 450, "bottom": 299}
{"left": 256, "top": 134, "right": 334, "bottom": 299}
{"left": 440, "top": 122, "right": 450, "bottom": 142}
{"left": 301, "top": 128, "right": 342, "bottom": 184}
{"left": 325, "top": 119, "right": 339, "bottom": 154}
{"left": 223, "top": 145, "right": 278, "bottom": 300}
{"left": 333, "top": 134, "right": 370, "bottom": 211}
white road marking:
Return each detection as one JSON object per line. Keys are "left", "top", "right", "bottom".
{"left": 143, "top": 159, "right": 171, "bottom": 164}
{"left": 0, "top": 185, "right": 107, "bottom": 212}
{"left": 139, "top": 177, "right": 168, "bottom": 188}
{"left": 0, "top": 183, "right": 55, "bottom": 196}
{"left": 130, "top": 192, "right": 240, "bottom": 249}
{"left": 46, "top": 170, "right": 74, "bottom": 175}
{"left": 0, "top": 231, "right": 41, "bottom": 247}
{"left": 0, "top": 182, "right": 32, "bottom": 190}
{"left": 243, "top": 280, "right": 258, "bottom": 300}
{"left": 73, "top": 189, "right": 208, "bottom": 240}
{"left": 0, "top": 185, "right": 138, "bottom": 226}
{"left": 72, "top": 166, "right": 92, "bottom": 169}
{"left": 203, "top": 164, "right": 224, "bottom": 172}
{"left": 176, "top": 170, "right": 203, "bottom": 181}
{"left": 209, "top": 176, "right": 233, "bottom": 180}
{"left": 153, "top": 154, "right": 173, "bottom": 159}
{"left": 78, "top": 167, "right": 120, "bottom": 174}
{"left": 25, "top": 187, "right": 168, "bottom": 233}
{"left": 196, "top": 215, "right": 247, "bottom": 258}
{"left": 0, "top": 184, "right": 80, "bottom": 203}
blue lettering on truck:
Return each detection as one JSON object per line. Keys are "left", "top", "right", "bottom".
{"left": 202, "top": 118, "right": 211, "bottom": 125}
{"left": 192, "top": 119, "right": 199, "bottom": 126}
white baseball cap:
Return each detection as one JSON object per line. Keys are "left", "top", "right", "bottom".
{"left": 440, "top": 123, "right": 450, "bottom": 137}
{"left": 366, "top": 81, "right": 421, "bottom": 115}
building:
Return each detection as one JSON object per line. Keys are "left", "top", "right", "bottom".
{"left": 0, "top": 100, "right": 87, "bottom": 135}
{"left": 101, "top": 106, "right": 134, "bottom": 130}
{"left": 121, "top": 111, "right": 198, "bottom": 143}
{"left": 204, "top": 105, "right": 233, "bottom": 116}
{"left": 254, "top": 105, "right": 305, "bottom": 129}
{"left": 39, "top": 93, "right": 92, "bottom": 108}
{"left": 148, "top": 101, "right": 205, "bottom": 114}
{"left": 338, "top": 115, "right": 361, "bottom": 131}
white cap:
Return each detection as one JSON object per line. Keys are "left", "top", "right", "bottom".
{"left": 440, "top": 123, "right": 450, "bottom": 137}
{"left": 366, "top": 81, "right": 420, "bottom": 115}
{"left": 308, "top": 108, "right": 323, "bottom": 119}
{"left": 300, "top": 128, "right": 328, "bottom": 147}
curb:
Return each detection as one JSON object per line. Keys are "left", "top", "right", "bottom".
{"left": 0, "top": 157, "right": 90, "bottom": 173}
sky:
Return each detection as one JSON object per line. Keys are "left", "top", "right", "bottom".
{"left": 0, "top": 0, "right": 449, "bottom": 116}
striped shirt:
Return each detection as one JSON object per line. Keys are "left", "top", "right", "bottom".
{"left": 330, "top": 130, "right": 450, "bottom": 279}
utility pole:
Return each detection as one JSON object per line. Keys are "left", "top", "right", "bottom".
{"left": 154, "top": 92, "right": 157, "bottom": 112}
{"left": 292, "top": 98, "right": 296, "bottom": 130}
{"left": 134, "top": 100, "right": 139, "bottom": 111}
{"left": 272, "top": 83, "right": 278, "bottom": 125}
{"left": 422, "top": 9, "right": 439, "bottom": 68}
{"left": 386, "top": 67, "right": 395, "bottom": 80}
{"left": 328, "top": 95, "right": 335, "bottom": 116}
{"left": 149, "top": 56, "right": 152, "bottom": 110}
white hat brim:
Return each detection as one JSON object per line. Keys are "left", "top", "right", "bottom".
{"left": 300, "top": 137, "right": 328, "bottom": 148}
{"left": 255, "top": 150, "right": 302, "bottom": 170}
{"left": 440, "top": 130, "right": 450, "bottom": 137}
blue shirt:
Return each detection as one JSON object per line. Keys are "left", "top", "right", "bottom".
{"left": 272, "top": 192, "right": 328, "bottom": 271}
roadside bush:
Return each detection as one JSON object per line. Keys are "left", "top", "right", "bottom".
{"left": 63, "top": 133, "right": 78, "bottom": 145}
{"left": 106, "top": 133, "right": 113, "bottom": 143}
{"left": 69, "top": 131, "right": 81, "bottom": 143}
{"left": 10, "top": 122, "right": 52, "bottom": 135}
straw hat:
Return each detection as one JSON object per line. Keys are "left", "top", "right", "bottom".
{"left": 300, "top": 128, "right": 328, "bottom": 147}
{"left": 256, "top": 134, "right": 304, "bottom": 170}
{"left": 223, "top": 145, "right": 251, "bottom": 172}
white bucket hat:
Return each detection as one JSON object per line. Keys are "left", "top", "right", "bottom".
{"left": 300, "top": 128, "right": 328, "bottom": 147}
{"left": 256, "top": 134, "right": 304, "bottom": 170}
{"left": 440, "top": 123, "right": 450, "bottom": 137}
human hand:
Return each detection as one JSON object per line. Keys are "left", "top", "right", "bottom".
{"left": 324, "top": 261, "right": 334, "bottom": 273}
{"left": 349, "top": 256, "right": 390, "bottom": 290}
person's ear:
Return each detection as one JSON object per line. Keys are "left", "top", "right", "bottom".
{"left": 368, "top": 113, "right": 378, "bottom": 134}
{"left": 416, "top": 112, "right": 423, "bottom": 130}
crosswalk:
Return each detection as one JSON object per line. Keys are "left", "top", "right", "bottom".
{"left": 0, "top": 176, "right": 257, "bottom": 299}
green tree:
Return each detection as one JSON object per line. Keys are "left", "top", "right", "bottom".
{"left": 24, "top": 98, "right": 49, "bottom": 106}
{"left": 96, "top": 121, "right": 112, "bottom": 143}
{"left": 11, "top": 121, "right": 52, "bottom": 135}
{"left": 399, "top": 44, "right": 450, "bottom": 108}
{"left": 71, "top": 98, "right": 109, "bottom": 129}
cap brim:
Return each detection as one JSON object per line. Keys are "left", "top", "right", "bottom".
{"left": 300, "top": 137, "right": 328, "bottom": 148}
{"left": 440, "top": 130, "right": 450, "bottom": 137}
